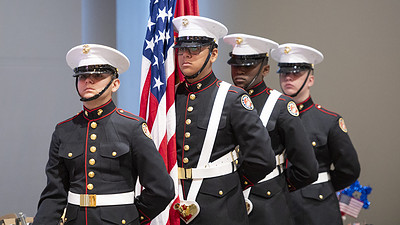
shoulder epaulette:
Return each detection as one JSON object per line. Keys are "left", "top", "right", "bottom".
{"left": 228, "top": 84, "right": 243, "bottom": 94}
{"left": 267, "top": 88, "right": 287, "bottom": 102}
{"left": 277, "top": 94, "right": 290, "bottom": 102}
{"left": 315, "top": 104, "right": 339, "bottom": 117}
{"left": 57, "top": 111, "right": 82, "bottom": 126}
{"left": 116, "top": 108, "right": 140, "bottom": 121}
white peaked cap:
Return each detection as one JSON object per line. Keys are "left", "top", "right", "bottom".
{"left": 172, "top": 15, "right": 228, "bottom": 45}
{"left": 271, "top": 43, "right": 324, "bottom": 65}
{"left": 223, "top": 33, "right": 279, "bottom": 56}
{"left": 66, "top": 44, "right": 130, "bottom": 75}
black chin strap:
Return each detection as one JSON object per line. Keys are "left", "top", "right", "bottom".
{"left": 75, "top": 78, "right": 114, "bottom": 102}
{"left": 243, "top": 58, "right": 266, "bottom": 91}
{"left": 183, "top": 44, "right": 214, "bottom": 81}
{"left": 281, "top": 69, "right": 312, "bottom": 97}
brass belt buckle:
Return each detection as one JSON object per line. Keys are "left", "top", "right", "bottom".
{"left": 178, "top": 167, "right": 192, "bottom": 179}
{"left": 173, "top": 200, "right": 200, "bottom": 224}
{"left": 80, "top": 194, "right": 96, "bottom": 207}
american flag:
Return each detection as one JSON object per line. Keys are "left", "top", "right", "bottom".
{"left": 139, "top": 0, "right": 180, "bottom": 224}
{"left": 339, "top": 194, "right": 364, "bottom": 218}
{"left": 174, "top": 0, "right": 199, "bottom": 81}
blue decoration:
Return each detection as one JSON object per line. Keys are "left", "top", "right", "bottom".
{"left": 340, "top": 180, "right": 372, "bottom": 209}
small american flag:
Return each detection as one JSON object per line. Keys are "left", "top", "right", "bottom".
{"left": 339, "top": 194, "right": 364, "bottom": 218}
{"left": 139, "top": 0, "right": 179, "bottom": 224}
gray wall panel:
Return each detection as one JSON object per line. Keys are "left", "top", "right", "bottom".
{"left": 0, "top": 0, "right": 82, "bottom": 217}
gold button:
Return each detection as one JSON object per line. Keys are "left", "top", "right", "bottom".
{"left": 244, "top": 181, "right": 248, "bottom": 185}
{"left": 185, "top": 132, "right": 191, "bottom": 138}
{"left": 68, "top": 153, "right": 73, "bottom": 157}
{"left": 90, "top": 134, "right": 97, "bottom": 140}
{"left": 319, "top": 194, "right": 323, "bottom": 199}
{"left": 299, "top": 104, "right": 304, "bottom": 110}
{"left": 183, "top": 157, "right": 189, "bottom": 164}
{"left": 317, "top": 105, "right": 322, "bottom": 109}
{"left": 122, "top": 219, "right": 126, "bottom": 224}
{"left": 89, "top": 158, "right": 96, "bottom": 166}
{"left": 119, "top": 109, "right": 124, "bottom": 113}
{"left": 90, "top": 146, "right": 97, "bottom": 153}
{"left": 248, "top": 89, "right": 254, "bottom": 95}
{"left": 184, "top": 145, "right": 190, "bottom": 151}
{"left": 312, "top": 141, "right": 316, "bottom": 146}
{"left": 219, "top": 190, "right": 223, "bottom": 195}
{"left": 235, "top": 160, "right": 238, "bottom": 165}
{"left": 288, "top": 184, "right": 292, "bottom": 188}
{"left": 112, "top": 151, "right": 117, "bottom": 157}
{"left": 88, "top": 171, "right": 95, "bottom": 178}
{"left": 140, "top": 216, "right": 144, "bottom": 220}
{"left": 267, "top": 191, "right": 271, "bottom": 196}
{"left": 187, "top": 106, "right": 194, "bottom": 112}
{"left": 85, "top": 111, "right": 88, "bottom": 116}
{"left": 97, "top": 109, "right": 103, "bottom": 116}
{"left": 87, "top": 183, "right": 93, "bottom": 190}
{"left": 91, "top": 122, "right": 97, "bottom": 129}
{"left": 189, "top": 94, "right": 196, "bottom": 100}
{"left": 185, "top": 119, "right": 191, "bottom": 125}
{"left": 196, "top": 83, "right": 202, "bottom": 89}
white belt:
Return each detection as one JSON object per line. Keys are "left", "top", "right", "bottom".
{"left": 312, "top": 172, "right": 331, "bottom": 185}
{"left": 68, "top": 191, "right": 135, "bottom": 207}
{"left": 243, "top": 153, "right": 285, "bottom": 215}
{"left": 178, "top": 149, "right": 238, "bottom": 179}
{"left": 258, "top": 153, "right": 285, "bottom": 183}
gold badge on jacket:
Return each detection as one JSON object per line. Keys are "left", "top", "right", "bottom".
{"left": 287, "top": 101, "right": 299, "bottom": 116}
{"left": 338, "top": 118, "right": 348, "bottom": 133}
{"left": 142, "top": 123, "right": 153, "bottom": 139}
{"left": 241, "top": 95, "right": 254, "bottom": 110}
{"left": 174, "top": 201, "right": 200, "bottom": 224}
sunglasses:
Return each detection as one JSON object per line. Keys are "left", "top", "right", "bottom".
{"left": 177, "top": 46, "right": 209, "bottom": 55}
{"left": 77, "top": 73, "right": 111, "bottom": 81}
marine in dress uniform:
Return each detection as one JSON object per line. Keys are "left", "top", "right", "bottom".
{"left": 172, "top": 16, "right": 276, "bottom": 225}
{"left": 224, "top": 34, "right": 318, "bottom": 225}
{"left": 33, "top": 44, "right": 174, "bottom": 225}
{"left": 271, "top": 43, "right": 361, "bottom": 225}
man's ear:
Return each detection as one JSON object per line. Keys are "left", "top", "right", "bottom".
{"left": 261, "top": 64, "right": 270, "bottom": 77}
{"left": 111, "top": 78, "right": 120, "bottom": 93}
{"left": 308, "top": 74, "right": 315, "bottom": 88}
{"left": 210, "top": 47, "right": 218, "bottom": 63}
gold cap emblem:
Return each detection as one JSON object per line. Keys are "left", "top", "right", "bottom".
{"left": 235, "top": 37, "right": 243, "bottom": 45}
{"left": 82, "top": 44, "right": 91, "bottom": 54}
{"left": 182, "top": 18, "right": 189, "bottom": 27}
{"left": 284, "top": 46, "right": 291, "bottom": 54}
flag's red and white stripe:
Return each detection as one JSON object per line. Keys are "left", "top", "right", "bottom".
{"left": 139, "top": 1, "right": 199, "bottom": 224}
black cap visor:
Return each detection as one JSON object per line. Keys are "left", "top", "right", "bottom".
{"left": 227, "top": 53, "right": 267, "bottom": 67}
{"left": 277, "top": 63, "right": 313, "bottom": 74}
{"left": 73, "top": 64, "right": 118, "bottom": 77}
{"left": 174, "top": 36, "right": 214, "bottom": 48}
